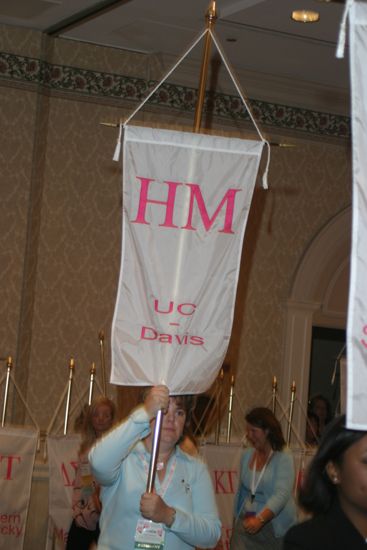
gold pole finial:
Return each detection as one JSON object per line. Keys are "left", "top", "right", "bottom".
{"left": 193, "top": 1, "right": 218, "bottom": 133}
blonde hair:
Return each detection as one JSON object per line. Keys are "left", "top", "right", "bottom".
{"left": 79, "top": 396, "right": 116, "bottom": 455}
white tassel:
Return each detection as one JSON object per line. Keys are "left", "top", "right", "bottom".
{"left": 113, "top": 123, "right": 123, "bottom": 162}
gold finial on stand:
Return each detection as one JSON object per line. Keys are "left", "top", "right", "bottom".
{"left": 63, "top": 358, "right": 75, "bottom": 435}
{"left": 193, "top": 1, "right": 217, "bottom": 133}
{"left": 1, "top": 356, "right": 13, "bottom": 427}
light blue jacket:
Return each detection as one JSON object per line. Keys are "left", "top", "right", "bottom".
{"left": 89, "top": 406, "right": 221, "bottom": 549}
{"left": 233, "top": 447, "right": 297, "bottom": 537}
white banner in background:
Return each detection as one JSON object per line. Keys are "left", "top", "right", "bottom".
{"left": 46, "top": 435, "right": 80, "bottom": 550}
{"left": 111, "top": 126, "right": 263, "bottom": 393}
{"left": 347, "top": 1, "right": 367, "bottom": 429}
{"left": 0, "top": 427, "right": 38, "bottom": 550}
{"left": 200, "top": 444, "right": 242, "bottom": 550}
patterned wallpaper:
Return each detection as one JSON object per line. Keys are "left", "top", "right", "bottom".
{"left": 0, "top": 25, "right": 351, "bottom": 432}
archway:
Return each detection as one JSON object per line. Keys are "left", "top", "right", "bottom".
{"left": 280, "top": 207, "right": 351, "bottom": 442}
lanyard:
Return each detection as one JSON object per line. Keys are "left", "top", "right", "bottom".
{"left": 250, "top": 450, "right": 273, "bottom": 502}
{"left": 139, "top": 452, "right": 177, "bottom": 499}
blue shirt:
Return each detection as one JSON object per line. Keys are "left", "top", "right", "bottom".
{"left": 234, "top": 447, "right": 297, "bottom": 537}
{"left": 89, "top": 406, "right": 221, "bottom": 549}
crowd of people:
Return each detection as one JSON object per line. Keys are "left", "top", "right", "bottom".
{"left": 64, "top": 388, "right": 367, "bottom": 550}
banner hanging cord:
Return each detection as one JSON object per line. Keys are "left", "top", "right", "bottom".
{"left": 113, "top": 26, "right": 270, "bottom": 189}
{"left": 112, "top": 27, "right": 209, "bottom": 162}
{"left": 209, "top": 29, "right": 270, "bottom": 189}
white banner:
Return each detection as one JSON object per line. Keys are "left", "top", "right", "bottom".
{"left": 0, "top": 427, "right": 38, "bottom": 550}
{"left": 200, "top": 444, "right": 242, "bottom": 550}
{"left": 111, "top": 126, "right": 263, "bottom": 393}
{"left": 347, "top": 1, "right": 367, "bottom": 429}
{"left": 46, "top": 435, "right": 80, "bottom": 549}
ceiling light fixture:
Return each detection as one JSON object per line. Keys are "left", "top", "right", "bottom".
{"left": 291, "top": 10, "right": 320, "bottom": 23}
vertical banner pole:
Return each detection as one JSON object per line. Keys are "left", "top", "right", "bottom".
{"left": 99, "top": 330, "right": 107, "bottom": 396}
{"left": 1, "top": 356, "right": 12, "bottom": 427}
{"left": 215, "top": 368, "right": 224, "bottom": 444}
{"left": 88, "top": 362, "right": 96, "bottom": 405}
{"left": 272, "top": 375, "right": 277, "bottom": 415}
{"left": 193, "top": 1, "right": 217, "bottom": 132}
{"left": 63, "top": 358, "right": 75, "bottom": 435}
{"left": 226, "top": 374, "right": 235, "bottom": 443}
{"left": 286, "top": 381, "right": 296, "bottom": 445}
{"left": 146, "top": 409, "right": 163, "bottom": 493}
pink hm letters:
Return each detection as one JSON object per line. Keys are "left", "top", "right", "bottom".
{"left": 131, "top": 177, "right": 241, "bottom": 234}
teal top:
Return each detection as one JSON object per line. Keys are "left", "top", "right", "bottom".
{"left": 234, "top": 447, "right": 297, "bottom": 537}
{"left": 89, "top": 406, "right": 221, "bottom": 550}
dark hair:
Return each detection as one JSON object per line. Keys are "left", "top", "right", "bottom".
{"left": 309, "top": 394, "right": 332, "bottom": 424}
{"left": 245, "top": 407, "right": 285, "bottom": 451}
{"left": 299, "top": 415, "right": 367, "bottom": 514}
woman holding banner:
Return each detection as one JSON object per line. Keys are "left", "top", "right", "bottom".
{"left": 89, "top": 385, "right": 221, "bottom": 550}
{"left": 230, "top": 407, "right": 297, "bottom": 550}
{"left": 284, "top": 415, "right": 367, "bottom": 549}
{"left": 66, "top": 396, "right": 116, "bottom": 550}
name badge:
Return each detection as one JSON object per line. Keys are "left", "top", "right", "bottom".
{"left": 134, "top": 518, "right": 165, "bottom": 550}
{"left": 243, "top": 496, "right": 257, "bottom": 518}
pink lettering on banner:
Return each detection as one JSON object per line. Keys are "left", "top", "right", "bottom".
{"left": 54, "top": 526, "right": 68, "bottom": 544}
{"left": 214, "top": 526, "right": 232, "bottom": 550}
{"left": 60, "top": 461, "right": 78, "bottom": 487}
{"left": 361, "top": 324, "right": 367, "bottom": 349}
{"left": 0, "top": 513, "right": 22, "bottom": 538}
{"left": 141, "top": 326, "right": 204, "bottom": 346}
{"left": 131, "top": 177, "right": 241, "bottom": 234}
{"left": 154, "top": 300, "right": 196, "bottom": 316}
{"left": 0, "top": 455, "right": 21, "bottom": 480}
{"left": 213, "top": 470, "right": 237, "bottom": 494}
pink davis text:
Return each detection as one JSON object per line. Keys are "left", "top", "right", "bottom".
{"left": 131, "top": 177, "right": 241, "bottom": 234}
{"left": 361, "top": 324, "right": 367, "bottom": 349}
{"left": 141, "top": 326, "right": 204, "bottom": 346}
{"left": 0, "top": 513, "right": 22, "bottom": 538}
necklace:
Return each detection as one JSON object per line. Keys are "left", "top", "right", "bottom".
{"left": 156, "top": 461, "right": 165, "bottom": 471}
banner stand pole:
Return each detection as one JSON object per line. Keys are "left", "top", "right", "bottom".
{"left": 1, "top": 356, "right": 12, "bottom": 427}
{"left": 63, "top": 358, "right": 75, "bottom": 435}
{"left": 99, "top": 330, "right": 107, "bottom": 396}
{"left": 286, "top": 381, "right": 296, "bottom": 445}
{"left": 226, "top": 374, "right": 235, "bottom": 443}
{"left": 88, "top": 362, "right": 96, "bottom": 405}
{"left": 146, "top": 409, "right": 163, "bottom": 493}
{"left": 271, "top": 376, "right": 277, "bottom": 415}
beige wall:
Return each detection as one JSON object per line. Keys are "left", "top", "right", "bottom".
{"left": 0, "top": 25, "right": 351, "bottom": 432}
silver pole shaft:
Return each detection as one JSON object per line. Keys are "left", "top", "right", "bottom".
{"left": 146, "top": 409, "right": 163, "bottom": 493}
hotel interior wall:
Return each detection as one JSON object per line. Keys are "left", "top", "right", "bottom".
{"left": 0, "top": 24, "right": 351, "bottom": 438}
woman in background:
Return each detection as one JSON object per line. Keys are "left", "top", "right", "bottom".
{"left": 284, "top": 415, "right": 367, "bottom": 550}
{"left": 66, "top": 396, "right": 116, "bottom": 550}
{"left": 230, "top": 407, "right": 297, "bottom": 550}
{"left": 308, "top": 394, "right": 332, "bottom": 436}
